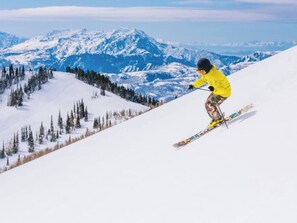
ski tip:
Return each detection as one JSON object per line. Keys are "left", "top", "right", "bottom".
{"left": 173, "top": 144, "right": 181, "bottom": 148}
{"left": 243, "top": 103, "right": 254, "bottom": 111}
{"left": 173, "top": 142, "right": 186, "bottom": 149}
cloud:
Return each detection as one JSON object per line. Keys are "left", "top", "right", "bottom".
{"left": 236, "top": 0, "right": 297, "bottom": 5}
{"left": 0, "top": 6, "right": 278, "bottom": 22}
{"left": 176, "top": 0, "right": 297, "bottom": 5}
{"left": 173, "top": 0, "right": 212, "bottom": 4}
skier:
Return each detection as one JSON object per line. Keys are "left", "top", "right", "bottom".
{"left": 188, "top": 58, "right": 231, "bottom": 128}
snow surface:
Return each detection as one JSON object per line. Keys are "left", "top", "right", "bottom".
{"left": 0, "top": 46, "right": 297, "bottom": 223}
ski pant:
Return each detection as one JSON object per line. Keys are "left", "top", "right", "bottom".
{"left": 205, "top": 94, "right": 227, "bottom": 121}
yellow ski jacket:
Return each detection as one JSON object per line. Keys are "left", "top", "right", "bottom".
{"left": 192, "top": 65, "right": 231, "bottom": 98}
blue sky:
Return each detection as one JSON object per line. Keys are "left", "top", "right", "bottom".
{"left": 0, "top": 0, "right": 297, "bottom": 44}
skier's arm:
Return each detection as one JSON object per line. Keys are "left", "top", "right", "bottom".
{"left": 192, "top": 76, "right": 207, "bottom": 89}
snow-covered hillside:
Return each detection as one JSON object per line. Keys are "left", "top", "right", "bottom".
{"left": 105, "top": 51, "right": 277, "bottom": 102}
{"left": 0, "top": 71, "right": 148, "bottom": 169}
{"left": 106, "top": 63, "right": 198, "bottom": 101}
{"left": 0, "top": 45, "right": 297, "bottom": 223}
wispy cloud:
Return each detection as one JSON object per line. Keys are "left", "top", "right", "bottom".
{"left": 173, "top": 0, "right": 212, "bottom": 4}
{"left": 176, "top": 0, "right": 297, "bottom": 5}
{"left": 0, "top": 6, "right": 280, "bottom": 22}
{"left": 236, "top": 0, "right": 297, "bottom": 5}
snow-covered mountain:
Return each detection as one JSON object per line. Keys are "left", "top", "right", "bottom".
{"left": 0, "top": 32, "right": 27, "bottom": 49}
{"left": 0, "top": 29, "right": 277, "bottom": 101}
{"left": 221, "top": 50, "right": 278, "bottom": 75}
{"left": 0, "top": 32, "right": 25, "bottom": 66}
{"left": 0, "top": 28, "right": 238, "bottom": 72}
{"left": 0, "top": 45, "right": 297, "bottom": 223}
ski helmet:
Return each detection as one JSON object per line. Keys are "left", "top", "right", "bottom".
{"left": 197, "top": 58, "right": 212, "bottom": 73}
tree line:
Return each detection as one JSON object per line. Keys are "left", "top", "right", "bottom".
{"left": 66, "top": 67, "right": 159, "bottom": 107}
{"left": 4, "top": 65, "right": 54, "bottom": 107}
{"left": 0, "top": 64, "right": 25, "bottom": 95}
{"left": 1, "top": 99, "right": 88, "bottom": 160}
{"left": 1, "top": 98, "right": 143, "bottom": 171}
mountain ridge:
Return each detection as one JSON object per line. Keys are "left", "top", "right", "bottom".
{"left": 0, "top": 32, "right": 27, "bottom": 49}
{"left": 0, "top": 29, "right": 278, "bottom": 101}
{"left": 0, "top": 28, "right": 239, "bottom": 72}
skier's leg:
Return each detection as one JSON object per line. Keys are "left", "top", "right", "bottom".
{"left": 212, "top": 95, "right": 227, "bottom": 120}
{"left": 205, "top": 94, "right": 217, "bottom": 120}
{"left": 205, "top": 94, "right": 226, "bottom": 120}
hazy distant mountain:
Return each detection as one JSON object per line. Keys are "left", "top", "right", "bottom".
{"left": 0, "top": 32, "right": 27, "bottom": 49}
{"left": 179, "top": 40, "right": 296, "bottom": 56}
{"left": 221, "top": 51, "right": 277, "bottom": 75}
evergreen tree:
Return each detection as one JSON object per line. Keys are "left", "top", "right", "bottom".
{"left": 0, "top": 142, "right": 5, "bottom": 159}
{"left": 70, "top": 111, "right": 74, "bottom": 129}
{"left": 2, "top": 66, "right": 6, "bottom": 76}
{"left": 21, "top": 66, "right": 25, "bottom": 80}
{"left": 56, "top": 130, "right": 59, "bottom": 140}
{"left": 28, "top": 128, "right": 34, "bottom": 153}
{"left": 75, "top": 115, "right": 81, "bottom": 128}
{"left": 50, "top": 115, "right": 54, "bottom": 134}
{"left": 50, "top": 131, "right": 56, "bottom": 142}
{"left": 16, "top": 132, "right": 19, "bottom": 149}
{"left": 66, "top": 114, "right": 71, "bottom": 134}
{"left": 9, "top": 64, "right": 14, "bottom": 76}
{"left": 17, "top": 86, "right": 24, "bottom": 106}
{"left": 40, "top": 122, "right": 45, "bottom": 137}
{"left": 93, "top": 118, "right": 99, "bottom": 129}
{"left": 100, "top": 88, "right": 106, "bottom": 96}
{"left": 98, "top": 117, "right": 102, "bottom": 130}
{"left": 84, "top": 107, "right": 88, "bottom": 122}
{"left": 39, "top": 122, "right": 45, "bottom": 144}
{"left": 73, "top": 103, "right": 76, "bottom": 116}
{"left": 12, "top": 133, "right": 19, "bottom": 154}
{"left": 80, "top": 99, "right": 85, "bottom": 118}
{"left": 21, "top": 127, "right": 25, "bottom": 142}
{"left": 25, "top": 126, "right": 28, "bottom": 140}
{"left": 58, "top": 111, "right": 63, "bottom": 130}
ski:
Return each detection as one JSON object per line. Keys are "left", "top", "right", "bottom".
{"left": 173, "top": 104, "right": 253, "bottom": 148}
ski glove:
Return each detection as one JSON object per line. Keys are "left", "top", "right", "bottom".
{"left": 208, "top": 86, "right": 214, "bottom": 91}
{"left": 188, "top": 84, "right": 194, "bottom": 90}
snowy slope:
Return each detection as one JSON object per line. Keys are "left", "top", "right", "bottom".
{"left": 0, "top": 46, "right": 297, "bottom": 223}
{"left": 0, "top": 71, "right": 148, "bottom": 168}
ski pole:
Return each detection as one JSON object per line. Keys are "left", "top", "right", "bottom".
{"left": 175, "top": 89, "right": 190, "bottom": 99}
{"left": 213, "top": 95, "right": 229, "bottom": 129}
{"left": 196, "top": 87, "right": 211, "bottom": 92}
{"left": 176, "top": 86, "right": 210, "bottom": 98}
